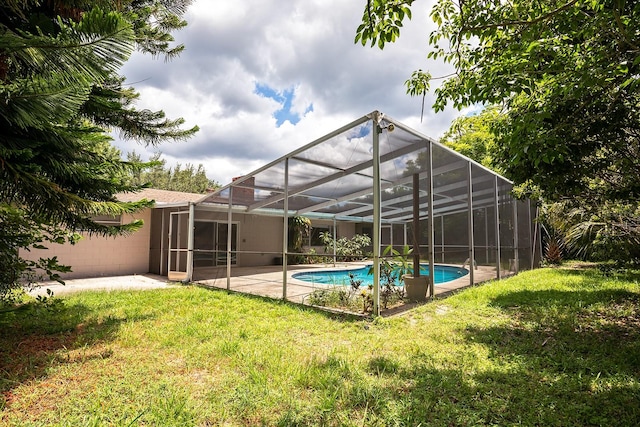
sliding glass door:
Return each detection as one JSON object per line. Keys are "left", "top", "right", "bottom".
{"left": 193, "top": 221, "right": 238, "bottom": 267}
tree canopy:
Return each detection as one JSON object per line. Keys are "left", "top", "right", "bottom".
{"left": 438, "top": 104, "right": 640, "bottom": 265}
{"left": 0, "top": 1, "right": 197, "bottom": 296}
{"left": 440, "top": 106, "right": 501, "bottom": 171}
{"left": 356, "top": 0, "right": 640, "bottom": 205}
{"left": 127, "top": 152, "right": 220, "bottom": 194}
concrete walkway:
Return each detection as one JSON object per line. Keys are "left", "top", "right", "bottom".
{"left": 27, "top": 274, "right": 175, "bottom": 297}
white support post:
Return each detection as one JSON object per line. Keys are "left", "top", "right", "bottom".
{"left": 176, "top": 213, "right": 181, "bottom": 273}
{"left": 513, "top": 198, "right": 519, "bottom": 274}
{"left": 484, "top": 207, "right": 490, "bottom": 265}
{"left": 427, "top": 141, "right": 435, "bottom": 299}
{"left": 528, "top": 199, "right": 534, "bottom": 270}
{"left": 403, "top": 223, "right": 408, "bottom": 247}
{"left": 440, "top": 217, "right": 445, "bottom": 263}
{"left": 332, "top": 217, "right": 337, "bottom": 267}
{"left": 227, "top": 188, "right": 233, "bottom": 290}
{"left": 495, "top": 177, "right": 501, "bottom": 279}
{"left": 282, "top": 158, "right": 289, "bottom": 300}
{"left": 186, "top": 202, "right": 195, "bottom": 282}
{"left": 372, "top": 113, "right": 382, "bottom": 316}
{"left": 537, "top": 205, "right": 543, "bottom": 268}
{"left": 160, "top": 210, "right": 165, "bottom": 276}
{"left": 168, "top": 213, "right": 174, "bottom": 275}
{"left": 467, "top": 162, "right": 475, "bottom": 286}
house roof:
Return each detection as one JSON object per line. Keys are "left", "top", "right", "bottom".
{"left": 116, "top": 188, "right": 207, "bottom": 205}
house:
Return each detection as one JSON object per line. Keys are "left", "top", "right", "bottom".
{"left": 19, "top": 189, "right": 204, "bottom": 279}
{"left": 21, "top": 111, "right": 542, "bottom": 314}
{"left": 19, "top": 187, "right": 356, "bottom": 280}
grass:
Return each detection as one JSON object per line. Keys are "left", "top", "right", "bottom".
{"left": 1, "top": 267, "right": 639, "bottom": 426}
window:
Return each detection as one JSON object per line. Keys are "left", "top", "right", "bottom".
{"left": 90, "top": 215, "right": 122, "bottom": 226}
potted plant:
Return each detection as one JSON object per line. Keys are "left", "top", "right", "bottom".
{"left": 402, "top": 263, "right": 430, "bottom": 302}
{"left": 401, "top": 172, "right": 430, "bottom": 302}
{"left": 382, "top": 245, "right": 429, "bottom": 302}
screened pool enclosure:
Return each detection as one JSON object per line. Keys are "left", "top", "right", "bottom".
{"left": 165, "top": 111, "right": 541, "bottom": 315}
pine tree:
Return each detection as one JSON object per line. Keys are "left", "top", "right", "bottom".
{"left": 0, "top": 1, "right": 197, "bottom": 298}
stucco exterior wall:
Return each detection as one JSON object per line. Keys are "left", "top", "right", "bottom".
{"left": 190, "top": 210, "right": 362, "bottom": 268}
{"left": 19, "top": 209, "right": 152, "bottom": 279}
{"left": 237, "top": 214, "right": 284, "bottom": 266}
{"left": 24, "top": 202, "right": 374, "bottom": 281}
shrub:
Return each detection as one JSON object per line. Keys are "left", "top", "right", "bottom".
{"left": 319, "top": 232, "right": 372, "bottom": 261}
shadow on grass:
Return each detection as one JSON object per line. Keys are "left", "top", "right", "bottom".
{"left": 489, "top": 287, "right": 640, "bottom": 311}
{"left": 473, "top": 287, "right": 640, "bottom": 375}
{"left": 545, "top": 266, "right": 640, "bottom": 284}
{"left": 391, "top": 364, "right": 640, "bottom": 426}
{"left": 278, "top": 351, "right": 640, "bottom": 426}
{"left": 0, "top": 299, "right": 155, "bottom": 408}
{"left": 275, "top": 280, "right": 640, "bottom": 426}
{"left": 449, "top": 286, "right": 639, "bottom": 425}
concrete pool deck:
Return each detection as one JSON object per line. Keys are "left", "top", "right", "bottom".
{"left": 192, "top": 262, "right": 508, "bottom": 306}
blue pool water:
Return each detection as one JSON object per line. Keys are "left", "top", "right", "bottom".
{"left": 292, "top": 264, "right": 468, "bottom": 286}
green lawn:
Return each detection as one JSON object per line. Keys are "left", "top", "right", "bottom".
{"left": 1, "top": 267, "right": 639, "bottom": 426}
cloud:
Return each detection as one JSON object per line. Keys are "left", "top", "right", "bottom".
{"left": 113, "top": 0, "right": 461, "bottom": 185}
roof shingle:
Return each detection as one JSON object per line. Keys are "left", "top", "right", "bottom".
{"left": 116, "top": 188, "right": 206, "bottom": 205}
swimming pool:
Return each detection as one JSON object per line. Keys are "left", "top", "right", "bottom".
{"left": 292, "top": 264, "right": 468, "bottom": 286}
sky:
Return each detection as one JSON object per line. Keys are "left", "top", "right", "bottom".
{"left": 113, "top": 0, "right": 468, "bottom": 186}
